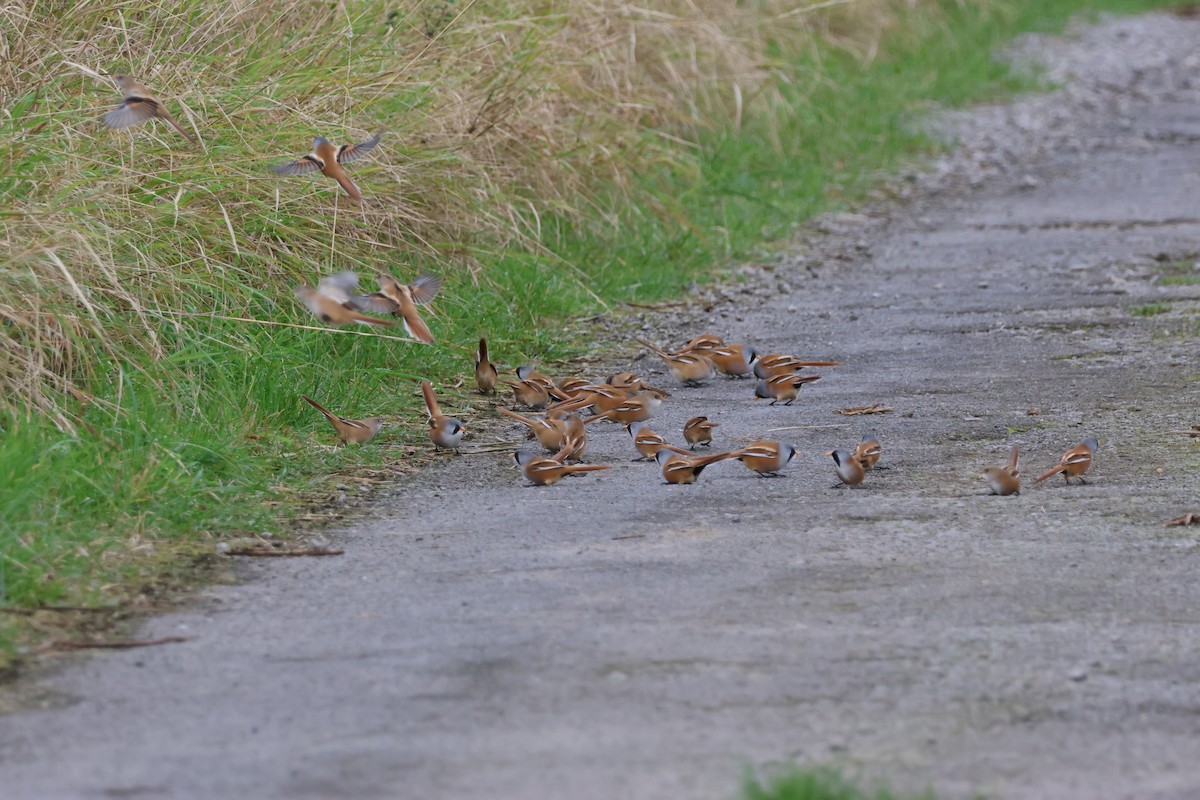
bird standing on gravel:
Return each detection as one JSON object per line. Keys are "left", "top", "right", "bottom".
{"left": 754, "top": 374, "right": 821, "bottom": 405}
{"left": 683, "top": 416, "right": 718, "bottom": 449}
{"left": 637, "top": 339, "right": 716, "bottom": 386}
{"left": 982, "top": 446, "right": 1021, "bottom": 496}
{"left": 271, "top": 133, "right": 382, "bottom": 201}
{"left": 732, "top": 440, "right": 796, "bottom": 477}
{"left": 627, "top": 422, "right": 688, "bottom": 461}
{"left": 854, "top": 435, "right": 882, "bottom": 470}
{"left": 1035, "top": 437, "right": 1098, "bottom": 485}
{"left": 514, "top": 450, "right": 609, "bottom": 486}
{"left": 828, "top": 449, "right": 865, "bottom": 488}
{"left": 656, "top": 449, "right": 735, "bottom": 485}
{"left": 420, "top": 380, "right": 465, "bottom": 453}
{"left": 103, "top": 74, "right": 196, "bottom": 143}
{"left": 707, "top": 344, "right": 757, "bottom": 378}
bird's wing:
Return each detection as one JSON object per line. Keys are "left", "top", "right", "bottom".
{"left": 347, "top": 293, "right": 400, "bottom": 314}
{"left": 316, "top": 271, "right": 360, "bottom": 303}
{"left": 103, "top": 98, "right": 158, "bottom": 129}
{"left": 270, "top": 154, "right": 324, "bottom": 176}
{"left": 337, "top": 133, "right": 382, "bottom": 164}
{"left": 408, "top": 273, "right": 441, "bottom": 305}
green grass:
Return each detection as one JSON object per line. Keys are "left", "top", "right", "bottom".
{"left": 1158, "top": 260, "right": 1200, "bottom": 285}
{"left": 1130, "top": 302, "right": 1173, "bottom": 316}
{"left": 0, "top": 0, "right": 1185, "bottom": 660}
{"left": 743, "top": 767, "right": 934, "bottom": 800}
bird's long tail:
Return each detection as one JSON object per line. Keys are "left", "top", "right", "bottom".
{"left": 332, "top": 171, "right": 364, "bottom": 201}
{"left": 634, "top": 337, "right": 671, "bottom": 358}
{"left": 497, "top": 406, "right": 537, "bottom": 427}
{"left": 159, "top": 109, "right": 197, "bottom": 143}
{"left": 302, "top": 395, "right": 337, "bottom": 422}
{"left": 419, "top": 380, "right": 442, "bottom": 419}
{"left": 1034, "top": 464, "right": 1065, "bottom": 483}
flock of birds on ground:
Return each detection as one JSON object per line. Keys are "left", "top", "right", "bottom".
{"left": 102, "top": 74, "right": 1100, "bottom": 494}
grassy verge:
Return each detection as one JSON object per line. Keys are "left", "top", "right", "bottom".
{"left": 0, "top": 0, "right": 1183, "bottom": 663}
{"left": 743, "top": 767, "right": 934, "bottom": 800}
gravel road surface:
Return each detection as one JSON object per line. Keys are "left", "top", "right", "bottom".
{"left": 2, "top": 12, "right": 1199, "bottom": 800}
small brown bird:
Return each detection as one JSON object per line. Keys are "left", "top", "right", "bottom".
{"left": 1035, "top": 437, "right": 1098, "bottom": 485}
{"left": 555, "top": 422, "right": 589, "bottom": 462}
{"left": 637, "top": 339, "right": 716, "bottom": 386}
{"left": 626, "top": 421, "right": 690, "bottom": 461}
{"left": 103, "top": 74, "right": 196, "bottom": 143}
{"left": 733, "top": 440, "right": 797, "bottom": 477}
{"left": 271, "top": 133, "right": 382, "bottom": 201}
{"left": 754, "top": 374, "right": 821, "bottom": 405}
{"left": 557, "top": 376, "right": 591, "bottom": 397}
{"left": 593, "top": 392, "right": 662, "bottom": 425}
{"left": 498, "top": 406, "right": 567, "bottom": 452}
{"left": 708, "top": 344, "right": 757, "bottom": 378}
{"left": 302, "top": 395, "right": 381, "bottom": 445}
{"left": 475, "top": 338, "right": 498, "bottom": 394}
{"left": 295, "top": 272, "right": 396, "bottom": 327}
{"left": 854, "top": 435, "right": 882, "bottom": 470}
{"left": 982, "top": 446, "right": 1021, "bottom": 496}
{"left": 420, "top": 380, "right": 464, "bottom": 452}
{"left": 828, "top": 449, "right": 865, "bottom": 488}
{"left": 505, "top": 378, "right": 552, "bottom": 411}
{"left": 656, "top": 449, "right": 735, "bottom": 485}
{"left": 608, "top": 372, "right": 670, "bottom": 398}
{"left": 751, "top": 353, "right": 841, "bottom": 380}
{"left": 348, "top": 273, "right": 440, "bottom": 344}
{"left": 683, "top": 415, "right": 718, "bottom": 449}
{"left": 514, "top": 449, "right": 609, "bottom": 486}
{"left": 550, "top": 384, "right": 632, "bottom": 417}
{"left": 680, "top": 333, "right": 724, "bottom": 353}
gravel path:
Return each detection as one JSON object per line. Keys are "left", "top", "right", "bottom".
{"left": 3, "top": 12, "right": 1200, "bottom": 800}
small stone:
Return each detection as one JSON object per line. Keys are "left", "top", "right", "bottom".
{"left": 1069, "top": 667, "right": 1088, "bottom": 682}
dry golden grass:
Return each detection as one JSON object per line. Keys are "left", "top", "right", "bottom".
{"left": 0, "top": 0, "right": 952, "bottom": 428}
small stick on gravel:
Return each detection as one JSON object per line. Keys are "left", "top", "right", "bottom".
{"left": 223, "top": 545, "right": 345, "bottom": 557}
{"left": 1167, "top": 427, "right": 1200, "bottom": 437}
{"left": 766, "top": 424, "right": 850, "bottom": 433}
{"left": 1164, "top": 513, "right": 1200, "bottom": 527}
{"left": 46, "top": 636, "right": 190, "bottom": 651}
{"left": 834, "top": 403, "right": 893, "bottom": 416}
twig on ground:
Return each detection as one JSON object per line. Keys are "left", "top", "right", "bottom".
{"left": 1164, "top": 513, "right": 1200, "bottom": 527}
{"left": 0, "top": 605, "right": 118, "bottom": 615}
{"left": 626, "top": 300, "right": 689, "bottom": 310}
{"left": 766, "top": 424, "right": 850, "bottom": 433}
{"left": 834, "top": 403, "right": 893, "bottom": 416}
{"left": 46, "top": 636, "right": 190, "bottom": 651}
{"left": 222, "top": 545, "right": 344, "bottom": 557}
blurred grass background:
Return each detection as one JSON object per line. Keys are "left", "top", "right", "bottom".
{"left": 0, "top": 0, "right": 1182, "bottom": 657}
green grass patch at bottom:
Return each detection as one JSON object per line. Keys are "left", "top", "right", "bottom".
{"left": 744, "top": 767, "right": 935, "bottom": 800}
